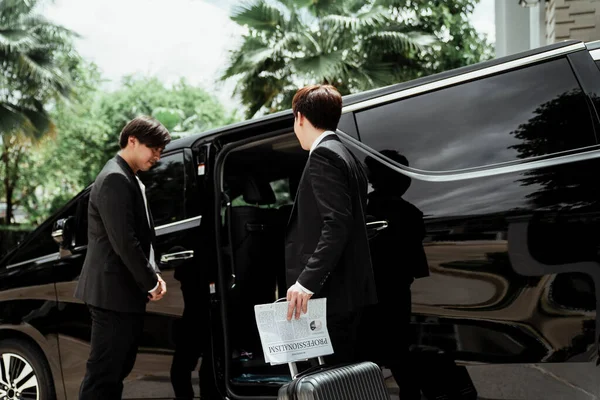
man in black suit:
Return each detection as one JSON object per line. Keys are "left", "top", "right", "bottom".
{"left": 74, "top": 116, "right": 171, "bottom": 400}
{"left": 285, "top": 84, "right": 377, "bottom": 365}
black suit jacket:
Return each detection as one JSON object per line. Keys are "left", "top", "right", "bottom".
{"left": 74, "top": 155, "right": 159, "bottom": 313}
{"left": 285, "top": 135, "right": 377, "bottom": 315}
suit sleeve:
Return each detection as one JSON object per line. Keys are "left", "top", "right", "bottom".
{"left": 97, "top": 174, "right": 158, "bottom": 292}
{"left": 297, "top": 148, "right": 353, "bottom": 293}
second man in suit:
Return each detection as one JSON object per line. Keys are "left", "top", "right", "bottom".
{"left": 285, "top": 84, "right": 377, "bottom": 365}
{"left": 75, "top": 115, "right": 171, "bottom": 399}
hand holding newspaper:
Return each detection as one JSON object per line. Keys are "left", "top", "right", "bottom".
{"left": 254, "top": 298, "right": 333, "bottom": 365}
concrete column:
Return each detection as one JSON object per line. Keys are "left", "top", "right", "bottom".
{"left": 495, "top": 0, "right": 533, "bottom": 57}
{"left": 530, "top": 1, "right": 547, "bottom": 48}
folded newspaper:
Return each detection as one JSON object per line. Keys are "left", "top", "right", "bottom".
{"left": 254, "top": 298, "right": 333, "bottom": 365}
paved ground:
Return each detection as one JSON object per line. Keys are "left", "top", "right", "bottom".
{"left": 384, "top": 363, "right": 600, "bottom": 400}
{"left": 121, "top": 360, "right": 600, "bottom": 399}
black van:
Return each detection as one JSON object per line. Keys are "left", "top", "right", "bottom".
{"left": 2, "top": 39, "right": 600, "bottom": 400}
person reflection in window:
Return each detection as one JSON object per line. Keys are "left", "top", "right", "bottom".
{"left": 362, "top": 150, "right": 429, "bottom": 400}
{"left": 169, "top": 247, "right": 218, "bottom": 400}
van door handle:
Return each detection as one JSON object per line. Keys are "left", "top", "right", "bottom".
{"left": 366, "top": 220, "right": 389, "bottom": 231}
{"left": 161, "top": 250, "right": 194, "bottom": 263}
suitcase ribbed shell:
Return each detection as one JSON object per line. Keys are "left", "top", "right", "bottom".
{"left": 278, "top": 361, "right": 390, "bottom": 400}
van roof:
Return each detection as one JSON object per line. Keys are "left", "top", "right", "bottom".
{"left": 166, "top": 39, "right": 583, "bottom": 151}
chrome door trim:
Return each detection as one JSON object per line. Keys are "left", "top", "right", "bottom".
{"left": 366, "top": 220, "right": 389, "bottom": 231}
{"left": 5, "top": 216, "right": 202, "bottom": 269}
{"left": 342, "top": 42, "right": 585, "bottom": 114}
{"left": 6, "top": 253, "right": 59, "bottom": 270}
{"left": 337, "top": 129, "right": 600, "bottom": 182}
{"left": 161, "top": 250, "right": 194, "bottom": 263}
{"left": 155, "top": 215, "right": 202, "bottom": 237}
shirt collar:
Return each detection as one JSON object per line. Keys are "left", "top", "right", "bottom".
{"left": 309, "top": 130, "right": 335, "bottom": 154}
{"left": 115, "top": 154, "right": 137, "bottom": 178}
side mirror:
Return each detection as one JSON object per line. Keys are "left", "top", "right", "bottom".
{"left": 52, "top": 216, "right": 75, "bottom": 255}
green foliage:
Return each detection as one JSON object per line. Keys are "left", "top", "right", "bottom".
{"left": 0, "top": 0, "right": 78, "bottom": 137}
{"left": 94, "top": 76, "right": 239, "bottom": 161}
{"left": 10, "top": 73, "right": 238, "bottom": 226}
{"left": 222, "top": 0, "right": 492, "bottom": 118}
{"left": 0, "top": 0, "right": 81, "bottom": 225}
{"left": 0, "top": 224, "right": 33, "bottom": 259}
{"left": 396, "top": 0, "right": 494, "bottom": 74}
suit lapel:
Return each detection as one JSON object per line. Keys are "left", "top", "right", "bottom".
{"left": 114, "top": 155, "right": 150, "bottom": 234}
{"left": 115, "top": 155, "right": 143, "bottom": 199}
{"left": 148, "top": 205, "right": 156, "bottom": 242}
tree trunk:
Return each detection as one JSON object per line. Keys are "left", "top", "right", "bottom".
{"left": 5, "top": 186, "right": 12, "bottom": 225}
{"left": 1, "top": 141, "right": 10, "bottom": 225}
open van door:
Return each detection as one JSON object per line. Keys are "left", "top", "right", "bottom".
{"left": 212, "top": 128, "right": 315, "bottom": 398}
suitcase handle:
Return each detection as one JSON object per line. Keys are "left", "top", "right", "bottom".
{"left": 273, "top": 299, "right": 328, "bottom": 379}
{"left": 288, "top": 356, "right": 326, "bottom": 379}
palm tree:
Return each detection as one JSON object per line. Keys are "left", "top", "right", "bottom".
{"left": 0, "top": 0, "right": 75, "bottom": 138}
{"left": 0, "top": 0, "right": 77, "bottom": 224}
{"left": 220, "top": 0, "right": 435, "bottom": 118}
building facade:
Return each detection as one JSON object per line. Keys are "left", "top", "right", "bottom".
{"left": 495, "top": 0, "right": 600, "bottom": 57}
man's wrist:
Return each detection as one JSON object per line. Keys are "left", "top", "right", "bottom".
{"left": 148, "top": 280, "right": 159, "bottom": 293}
{"left": 295, "top": 281, "right": 314, "bottom": 295}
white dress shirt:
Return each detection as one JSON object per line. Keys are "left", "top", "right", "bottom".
{"left": 293, "top": 130, "right": 336, "bottom": 295}
{"left": 309, "top": 130, "right": 336, "bottom": 154}
{"left": 136, "top": 176, "right": 159, "bottom": 293}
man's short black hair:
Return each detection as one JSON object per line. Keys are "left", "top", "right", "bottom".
{"left": 292, "top": 84, "right": 342, "bottom": 132}
{"left": 118, "top": 116, "right": 171, "bottom": 149}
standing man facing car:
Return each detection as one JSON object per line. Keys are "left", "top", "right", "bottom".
{"left": 74, "top": 115, "right": 171, "bottom": 400}
{"left": 285, "top": 84, "right": 377, "bottom": 365}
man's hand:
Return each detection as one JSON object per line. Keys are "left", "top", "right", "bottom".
{"left": 287, "top": 282, "right": 313, "bottom": 320}
{"left": 149, "top": 274, "right": 167, "bottom": 301}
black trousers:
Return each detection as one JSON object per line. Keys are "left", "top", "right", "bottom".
{"left": 79, "top": 305, "right": 144, "bottom": 400}
{"left": 324, "top": 309, "right": 362, "bottom": 366}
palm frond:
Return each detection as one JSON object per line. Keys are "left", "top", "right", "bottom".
{"left": 365, "top": 30, "right": 436, "bottom": 54}
{"left": 303, "top": 0, "right": 345, "bottom": 17}
{"left": 221, "top": 35, "right": 268, "bottom": 79}
{"left": 250, "top": 32, "right": 303, "bottom": 64}
{"left": 222, "top": 32, "right": 304, "bottom": 82}
{"left": 357, "top": 62, "right": 403, "bottom": 88}
{"left": 292, "top": 50, "right": 346, "bottom": 83}
{"left": 20, "top": 14, "right": 79, "bottom": 38}
{"left": 372, "top": 0, "right": 410, "bottom": 8}
{"left": 239, "top": 74, "right": 287, "bottom": 118}
{"left": 0, "top": 0, "right": 37, "bottom": 21}
{"left": 20, "top": 101, "right": 51, "bottom": 139}
{"left": 0, "top": 101, "right": 25, "bottom": 133}
{"left": 321, "top": 5, "right": 388, "bottom": 30}
{"left": 231, "top": 0, "right": 286, "bottom": 32}
{"left": 343, "top": 0, "right": 369, "bottom": 14}
{"left": 0, "top": 100, "right": 50, "bottom": 139}
{"left": 297, "top": 31, "right": 321, "bottom": 54}
{"left": 0, "top": 28, "right": 37, "bottom": 51}
{"left": 17, "top": 49, "right": 60, "bottom": 83}
{"left": 279, "top": 0, "right": 312, "bottom": 9}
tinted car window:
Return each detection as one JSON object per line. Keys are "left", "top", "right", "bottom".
{"left": 139, "top": 152, "right": 186, "bottom": 226}
{"left": 5, "top": 195, "right": 83, "bottom": 265}
{"left": 355, "top": 58, "right": 597, "bottom": 171}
